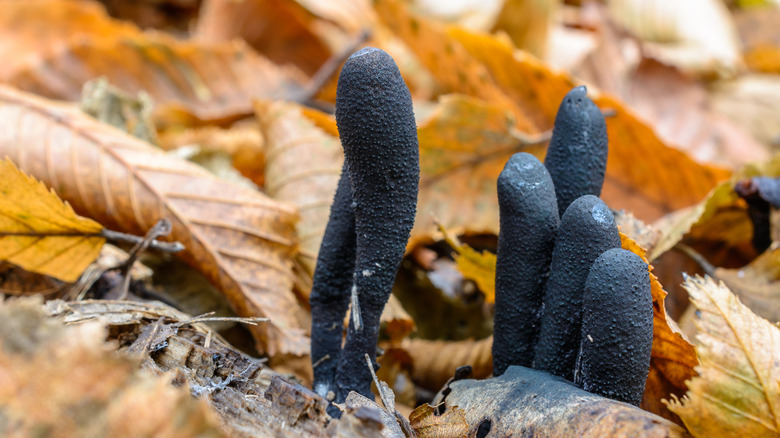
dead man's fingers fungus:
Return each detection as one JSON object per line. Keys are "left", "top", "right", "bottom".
{"left": 492, "top": 153, "right": 559, "bottom": 376}
{"left": 543, "top": 86, "right": 608, "bottom": 216}
{"left": 310, "top": 163, "right": 356, "bottom": 399}
{"left": 533, "top": 195, "right": 621, "bottom": 381}
{"left": 332, "top": 47, "right": 419, "bottom": 404}
{"left": 577, "top": 248, "right": 653, "bottom": 407}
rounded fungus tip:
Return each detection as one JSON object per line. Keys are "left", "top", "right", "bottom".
{"left": 578, "top": 248, "right": 653, "bottom": 406}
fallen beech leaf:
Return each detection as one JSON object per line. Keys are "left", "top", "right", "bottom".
{"left": 377, "top": 0, "right": 730, "bottom": 226}
{"left": 0, "top": 297, "right": 225, "bottom": 438}
{"left": 621, "top": 233, "right": 699, "bottom": 424}
{"left": 0, "top": 159, "right": 104, "bottom": 282}
{"left": 197, "top": 0, "right": 331, "bottom": 76}
{"left": 712, "top": 75, "right": 780, "bottom": 147}
{"left": 0, "top": 0, "right": 303, "bottom": 123}
{"left": 714, "top": 247, "right": 780, "bottom": 322}
{"left": 409, "top": 403, "right": 469, "bottom": 438}
{"left": 403, "top": 336, "right": 493, "bottom": 392}
{"left": 256, "top": 100, "right": 342, "bottom": 275}
{"left": 439, "top": 366, "right": 687, "bottom": 437}
{"left": 607, "top": 0, "right": 742, "bottom": 77}
{"left": 0, "top": 85, "right": 306, "bottom": 358}
{"left": 667, "top": 276, "right": 780, "bottom": 437}
{"left": 437, "top": 223, "right": 496, "bottom": 303}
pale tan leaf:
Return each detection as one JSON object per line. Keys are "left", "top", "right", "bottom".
{"left": 715, "top": 246, "right": 780, "bottom": 323}
{"left": 0, "top": 85, "right": 306, "bottom": 358}
{"left": 667, "top": 276, "right": 780, "bottom": 437}
{"left": 0, "top": 158, "right": 104, "bottom": 282}
{"left": 256, "top": 100, "right": 342, "bottom": 276}
{"left": 607, "top": 0, "right": 742, "bottom": 77}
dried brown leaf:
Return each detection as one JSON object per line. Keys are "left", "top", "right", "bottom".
{"left": 0, "top": 85, "right": 306, "bottom": 358}
{"left": 377, "top": 0, "right": 730, "bottom": 228}
{"left": 196, "top": 0, "right": 331, "bottom": 76}
{"left": 404, "top": 336, "right": 492, "bottom": 392}
{"left": 0, "top": 0, "right": 303, "bottom": 123}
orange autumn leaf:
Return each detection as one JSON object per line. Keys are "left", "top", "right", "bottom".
{"left": 0, "top": 0, "right": 303, "bottom": 123}
{"left": 377, "top": 0, "right": 730, "bottom": 226}
{"left": 0, "top": 159, "right": 104, "bottom": 283}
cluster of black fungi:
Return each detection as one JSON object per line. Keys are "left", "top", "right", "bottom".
{"left": 308, "top": 47, "right": 653, "bottom": 419}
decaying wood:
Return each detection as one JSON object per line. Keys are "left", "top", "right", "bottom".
{"left": 435, "top": 366, "right": 689, "bottom": 437}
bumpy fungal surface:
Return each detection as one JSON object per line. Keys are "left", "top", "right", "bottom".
{"left": 534, "top": 195, "right": 620, "bottom": 381}
{"left": 577, "top": 248, "right": 652, "bottom": 406}
{"left": 309, "top": 164, "right": 356, "bottom": 399}
{"left": 492, "top": 153, "right": 559, "bottom": 376}
{"left": 332, "top": 47, "right": 419, "bottom": 403}
{"left": 543, "top": 86, "right": 608, "bottom": 216}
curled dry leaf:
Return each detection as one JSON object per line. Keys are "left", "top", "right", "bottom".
{"left": 377, "top": 0, "right": 729, "bottom": 227}
{"left": 620, "top": 233, "right": 699, "bottom": 424}
{"left": 0, "top": 297, "right": 225, "bottom": 438}
{"left": 0, "top": 0, "right": 303, "bottom": 123}
{"left": 0, "top": 159, "right": 104, "bottom": 282}
{"left": 668, "top": 276, "right": 780, "bottom": 437}
{"left": 403, "top": 335, "right": 493, "bottom": 392}
{"left": 649, "top": 155, "right": 780, "bottom": 262}
{"left": 256, "top": 100, "right": 343, "bottom": 276}
{"left": 0, "top": 85, "right": 307, "bottom": 358}
{"left": 409, "top": 403, "right": 469, "bottom": 438}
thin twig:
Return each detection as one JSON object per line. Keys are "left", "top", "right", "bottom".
{"left": 100, "top": 228, "right": 184, "bottom": 253}
{"left": 295, "top": 28, "right": 372, "bottom": 108}
{"left": 116, "top": 219, "right": 173, "bottom": 299}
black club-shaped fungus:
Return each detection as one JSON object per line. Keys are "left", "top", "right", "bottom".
{"left": 310, "top": 163, "right": 356, "bottom": 399}
{"left": 543, "top": 86, "right": 608, "bottom": 216}
{"left": 332, "top": 47, "right": 419, "bottom": 404}
{"left": 492, "top": 153, "right": 559, "bottom": 376}
{"left": 576, "top": 248, "right": 653, "bottom": 406}
{"left": 533, "top": 195, "right": 621, "bottom": 381}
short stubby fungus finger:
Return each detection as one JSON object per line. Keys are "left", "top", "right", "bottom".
{"left": 492, "top": 153, "right": 559, "bottom": 376}
{"left": 309, "top": 164, "right": 356, "bottom": 399}
{"left": 534, "top": 195, "right": 620, "bottom": 381}
{"left": 332, "top": 47, "right": 419, "bottom": 403}
{"left": 543, "top": 86, "right": 608, "bottom": 216}
{"left": 577, "top": 248, "right": 653, "bottom": 406}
